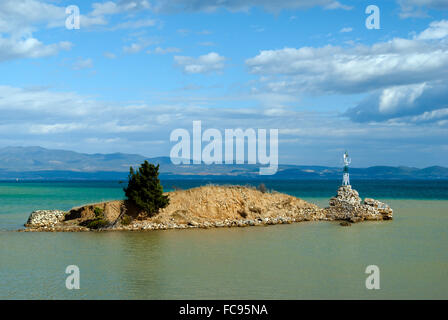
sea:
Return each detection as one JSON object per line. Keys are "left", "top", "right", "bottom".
{"left": 0, "top": 179, "right": 447, "bottom": 299}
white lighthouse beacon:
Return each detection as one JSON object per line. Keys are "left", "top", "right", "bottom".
{"left": 342, "top": 151, "right": 351, "bottom": 186}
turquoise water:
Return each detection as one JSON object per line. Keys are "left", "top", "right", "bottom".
{"left": 0, "top": 180, "right": 447, "bottom": 299}
{"left": 0, "top": 181, "right": 125, "bottom": 231}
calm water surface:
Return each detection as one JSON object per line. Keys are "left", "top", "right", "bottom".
{"left": 0, "top": 180, "right": 447, "bottom": 299}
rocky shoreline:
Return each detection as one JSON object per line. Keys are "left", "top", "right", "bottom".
{"left": 21, "top": 185, "right": 393, "bottom": 232}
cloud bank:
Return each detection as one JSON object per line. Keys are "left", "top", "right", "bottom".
{"left": 246, "top": 20, "right": 448, "bottom": 124}
{"left": 174, "top": 52, "right": 226, "bottom": 74}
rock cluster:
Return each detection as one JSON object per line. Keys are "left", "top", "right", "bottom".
{"left": 121, "top": 212, "right": 324, "bottom": 231}
{"left": 364, "top": 198, "right": 394, "bottom": 217}
{"left": 325, "top": 185, "right": 393, "bottom": 222}
{"left": 25, "top": 210, "right": 66, "bottom": 228}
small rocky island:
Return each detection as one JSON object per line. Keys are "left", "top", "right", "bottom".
{"left": 22, "top": 184, "right": 393, "bottom": 232}
{"left": 22, "top": 154, "right": 393, "bottom": 232}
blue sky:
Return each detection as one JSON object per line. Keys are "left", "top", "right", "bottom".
{"left": 0, "top": 0, "right": 447, "bottom": 167}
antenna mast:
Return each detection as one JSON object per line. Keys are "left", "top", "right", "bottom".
{"left": 342, "top": 151, "right": 351, "bottom": 186}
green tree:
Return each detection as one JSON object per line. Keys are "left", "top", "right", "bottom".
{"left": 124, "top": 161, "right": 169, "bottom": 217}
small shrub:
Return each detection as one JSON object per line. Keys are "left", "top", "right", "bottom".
{"left": 94, "top": 207, "right": 104, "bottom": 218}
{"left": 79, "top": 207, "right": 108, "bottom": 229}
{"left": 257, "top": 183, "right": 268, "bottom": 193}
{"left": 238, "top": 209, "right": 248, "bottom": 218}
{"left": 82, "top": 218, "right": 108, "bottom": 230}
{"left": 121, "top": 214, "right": 132, "bottom": 226}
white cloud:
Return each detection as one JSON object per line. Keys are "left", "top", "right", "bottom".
{"left": 340, "top": 27, "right": 353, "bottom": 33}
{"left": 416, "top": 20, "right": 448, "bottom": 40}
{"left": 123, "top": 37, "right": 158, "bottom": 54}
{"left": 87, "top": 16, "right": 110, "bottom": 28}
{"left": 323, "top": 1, "right": 352, "bottom": 10}
{"left": 246, "top": 42, "right": 448, "bottom": 94}
{"left": 345, "top": 81, "right": 448, "bottom": 123}
{"left": 246, "top": 20, "right": 448, "bottom": 124}
{"left": 174, "top": 52, "right": 226, "bottom": 74}
{"left": 0, "top": 0, "right": 111, "bottom": 32}
{"left": 91, "top": 0, "right": 151, "bottom": 16}
{"left": 123, "top": 43, "right": 145, "bottom": 54}
{"left": 0, "top": 0, "right": 64, "bottom": 34}
{"left": 75, "top": 1, "right": 154, "bottom": 29}
{"left": 399, "top": 0, "right": 448, "bottom": 18}
{"left": 0, "top": 0, "right": 116, "bottom": 63}
{"left": 0, "top": 36, "right": 71, "bottom": 62}
{"left": 29, "top": 123, "right": 87, "bottom": 134}
{"left": 400, "top": 0, "right": 448, "bottom": 8}
{"left": 0, "top": 85, "right": 95, "bottom": 117}
{"left": 246, "top": 21, "right": 448, "bottom": 95}
{"left": 151, "top": 0, "right": 351, "bottom": 13}
{"left": 0, "top": 1, "right": 76, "bottom": 62}
{"left": 410, "top": 108, "right": 448, "bottom": 123}
{"left": 72, "top": 58, "right": 94, "bottom": 70}
{"left": 0, "top": 0, "right": 153, "bottom": 58}
{"left": 84, "top": 137, "right": 124, "bottom": 144}
{"left": 111, "top": 18, "right": 157, "bottom": 30}
{"left": 148, "top": 46, "right": 181, "bottom": 54}
{"left": 91, "top": 1, "right": 122, "bottom": 16}
{"left": 378, "top": 83, "right": 427, "bottom": 114}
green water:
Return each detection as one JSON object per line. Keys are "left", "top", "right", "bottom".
{"left": 0, "top": 181, "right": 447, "bottom": 299}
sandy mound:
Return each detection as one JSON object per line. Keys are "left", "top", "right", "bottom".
{"left": 55, "top": 185, "right": 324, "bottom": 230}
{"left": 153, "top": 185, "right": 321, "bottom": 224}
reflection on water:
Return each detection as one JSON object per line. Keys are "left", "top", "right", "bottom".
{"left": 1, "top": 199, "right": 447, "bottom": 299}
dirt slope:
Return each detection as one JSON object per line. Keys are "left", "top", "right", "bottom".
{"left": 62, "top": 185, "right": 325, "bottom": 230}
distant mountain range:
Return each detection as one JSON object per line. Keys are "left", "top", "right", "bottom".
{"left": 0, "top": 146, "right": 447, "bottom": 180}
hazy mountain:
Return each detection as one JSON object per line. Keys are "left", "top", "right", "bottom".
{"left": 0, "top": 146, "right": 169, "bottom": 172}
{"left": 0, "top": 146, "right": 447, "bottom": 180}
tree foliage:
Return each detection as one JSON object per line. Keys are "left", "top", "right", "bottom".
{"left": 124, "top": 161, "right": 169, "bottom": 217}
